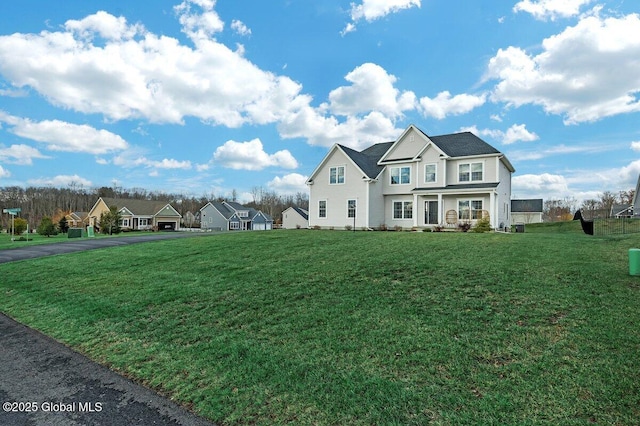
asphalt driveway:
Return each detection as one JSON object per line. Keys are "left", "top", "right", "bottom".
{"left": 0, "top": 232, "right": 204, "bottom": 264}
{"left": 1, "top": 232, "right": 217, "bottom": 425}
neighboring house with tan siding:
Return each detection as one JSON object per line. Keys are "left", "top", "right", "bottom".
{"left": 88, "top": 197, "right": 182, "bottom": 231}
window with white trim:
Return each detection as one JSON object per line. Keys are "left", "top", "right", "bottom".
{"left": 347, "top": 199, "right": 356, "bottom": 218}
{"left": 329, "top": 166, "right": 345, "bottom": 184}
{"left": 459, "top": 162, "right": 483, "bottom": 182}
{"left": 393, "top": 201, "right": 413, "bottom": 219}
{"left": 230, "top": 221, "right": 240, "bottom": 230}
{"left": 424, "top": 163, "right": 437, "bottom": 183}
{"left": 318, "top": 200, "right": 327, "bottom": 218}
{"left": 390, "top": 166, "right": 411, "bottom": 185}
{"left": 458, "top": 199, "right": 483, "bottom": 220}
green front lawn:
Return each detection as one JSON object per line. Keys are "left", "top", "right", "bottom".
{"left": 1, "top": 229, "right": 639, "bottom": 425}
{"left": 0, "top": 230, "right": 161, "bottom": 250}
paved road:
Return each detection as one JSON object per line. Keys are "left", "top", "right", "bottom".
{"left": 0, "top": 232, "right": 217, "bottom": 425}
{"left": 0, "top": 232, "right": 205, "bottom": 264}
{"left": 0, "top": 314, "right": 216, "bottom": 426}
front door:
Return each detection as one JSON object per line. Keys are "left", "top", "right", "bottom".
{"left": 425, "top": 201, "right": 438, "bottom": 225}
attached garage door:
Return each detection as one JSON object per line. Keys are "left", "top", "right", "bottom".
{"left": 253, "top": 223, "right": 266, "bottom": 231}
{"left": 157, "top": 221, "right": 177, "bottom": 231}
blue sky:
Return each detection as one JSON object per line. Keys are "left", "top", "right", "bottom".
{"left": 0, "top": 0, "right": 639, "bottom": 204}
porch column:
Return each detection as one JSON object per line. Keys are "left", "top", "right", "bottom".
{"left": 438, "top": 193, "right": 443, "bottom": 225}
{"left": 413, "top": 193, "right": 419, "bottom": 228}
{"left": 489, "top": 191, "right": 496, "bottom": 229}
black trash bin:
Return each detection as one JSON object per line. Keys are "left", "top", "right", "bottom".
{"left": 515, "top": 223, "right": 525, "bottom": 233}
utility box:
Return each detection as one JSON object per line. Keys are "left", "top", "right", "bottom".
{"left": 515, "top": 223, "right": 525, "bottom": 233}
{"left": 629, "top": 248, "right": 640, "bottom": 276}
{"left": 68, "top": 228, "right": 83, "bottom": 239}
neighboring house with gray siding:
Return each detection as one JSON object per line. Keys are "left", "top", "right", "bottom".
{"left": 200, "top": 201, "right": 273, "bottom": 231}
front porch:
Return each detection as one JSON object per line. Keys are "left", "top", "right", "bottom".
{"left": 120, "top": 216, "right": 154, "bottom": 231}
{"left": 409, "top": 190, "right": 499, "bottom": 230}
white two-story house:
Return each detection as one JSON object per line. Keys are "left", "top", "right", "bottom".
{"left": 306, "top": 124, "right": 515, "bottom": 230}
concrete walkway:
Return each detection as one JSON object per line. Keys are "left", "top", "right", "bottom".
{"left": 0, "top": 232, "right": 205, "bottom": 264}
{"left": 0, "top": 232, "right": 217, "bottom": 425}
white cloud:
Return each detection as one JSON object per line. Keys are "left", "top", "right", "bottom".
{"left": 513, "top": 0, "right": 593, "bottom": 21}
{"left": 618, "top": 160, "right": 640, "bottom": 187}
{"left": 419, "top": 91, "right": 486, "bottom": 120}
{"left": 175, "top": 0, "right": 224, "bottom": 41}
{"left": 0, "top": 144, "right": 49, "bottom": 165}
{"left": 267, "top": 173, "right": 309, "bottom": 195}
{"left": 508, "top": 143, "right": 613, "bottom": 162}
{"left": 463, "top": 123, "right": 538, "bottom": 145}
{"left": 513, "top": 173, "right": 571, "bottom": 198}
{"left": 112, "top": 153, "right": 192, "bottom": 170}
{"left": 278, "top": 109, "right": 400, "bottom": 150}
{"left": 328, "top": 63, "right": 416, "bottom": 118}
{"left": 630, "top": 141, "right": 640, "bottom": 152}
{"left": 0, "top": 165, "right": 10, "bottom": 178}
{"left": 344, "top": 0, "right": 421, "bottom": 33}
{"left": 502, "top": 124, "right": 539, "bottom": 144}
{"left": 0, "top": 112, "right": 128, "bottom": 154}
{"left": 485, "top": 12, "right": 640, "bottom": 124}
{"left": 0, "top": 8, "right": 306, "bottom": 128}
{"left": 152, "top": 158, "right": 193, "bottom": 169}
{"left": 65, "top": 10, "right": 145, "bottom": 40}
{"left": 278, "top": 63, "right": 413, "bottom": 150}
{"left": 27, "top": 174, "right": 92, "bottom": 187}
{"left": 0, "top": 7, "right": 417, "bottom": 152}
{"left": 231, "top": 20, "right": 251, "bottom": 36}
{"left": 0, "top": 87, "right": 27, "bottom": 97}
{"left": 213, "top": 139, "right": 298, "bottom": 171}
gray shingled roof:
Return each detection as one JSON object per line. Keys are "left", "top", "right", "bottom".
{"left": 292, "top": 207, "right": 309, "bottom": 220}
{"left": 100, "top": 198, "right": 179, "bottom": 216}
{"left": 223, "top": 201, "right": 273, "bottom": 222}
{"left": 210, "top": 201, "right": 236, "bottom": 219}
{"left": 428, "top": 132, "right": 501, "bottom": 157}
{"left": 337, "top": 130, "right": 502, "bottom": 180}
{"left": 511, "top": 199, "right": 543, "bottom": 213}
{"left": 413, "top": 182, "right": 500, "bottom": 192}
{"left": 339, "top": 142, "right": 393, "bottom": 179}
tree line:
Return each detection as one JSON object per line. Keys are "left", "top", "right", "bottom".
{"left": 0, "top": 184, "right": 309, "bottom": 231}
{"left": 543, "top": 189, "right": 635, "bottom": 222}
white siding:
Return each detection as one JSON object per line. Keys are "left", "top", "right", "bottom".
{"left": 308, "top": 148, "right": 368, "bottom": 229}
{"left": 282, "top": 208, "right": 309, "bottom": 229}
{"left": 383, "top": 128, "right": 428, "bottom": 160}
{"left": 496, "top": 158, "right": 513, "bottom": 228}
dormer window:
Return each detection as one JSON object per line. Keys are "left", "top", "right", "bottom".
{"left": 238, "top": 211, "right": 249, "bottom": 218}
{"left": 330, "top": 166, "right": 345, "bottom": 184}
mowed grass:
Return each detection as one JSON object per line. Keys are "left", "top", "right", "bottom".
{"left": 0, "top": 230, "right": 155, "bottom": 250}
{"left": 1, "top": 229, "right": 640, "bottom": 425}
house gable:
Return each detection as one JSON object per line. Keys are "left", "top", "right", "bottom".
{"left": 379, "top": 125, "right": 433, "bottom": 163}
{"left": 307, "top": 144, "right": 372, "bottom": 185}
{"left": 156, "top": 204, "right": 181, "bottom": 218}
